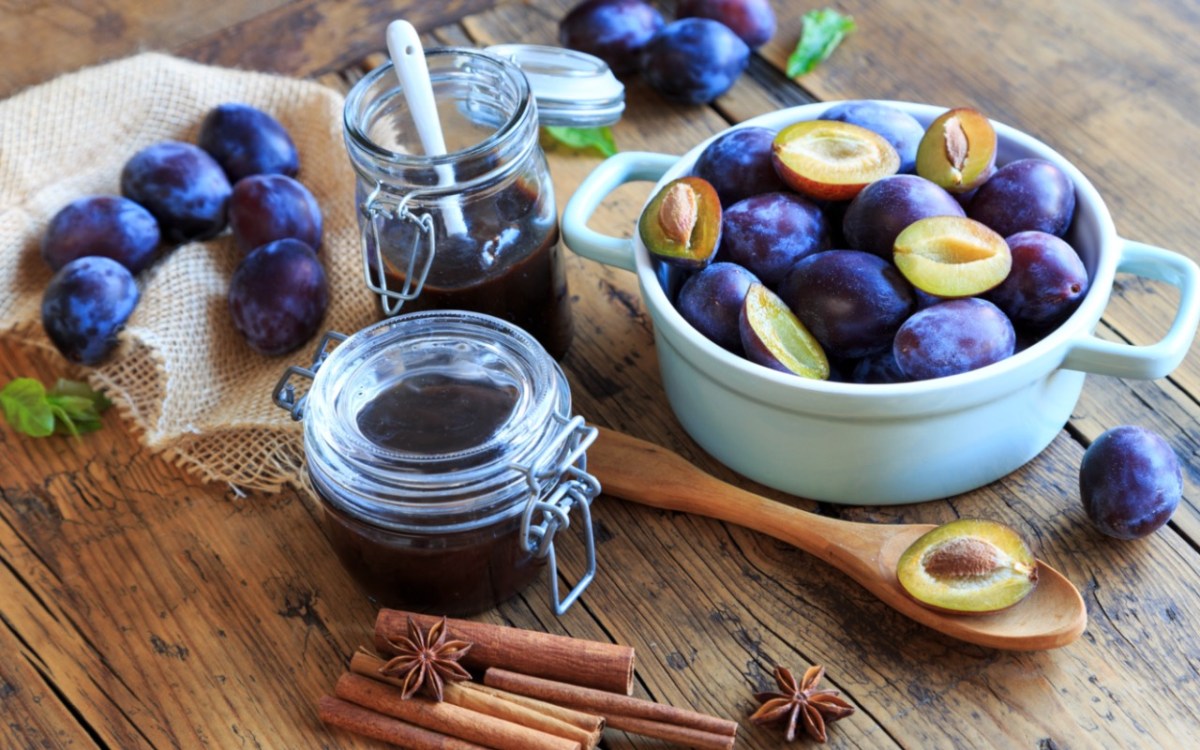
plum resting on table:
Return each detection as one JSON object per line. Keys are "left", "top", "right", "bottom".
{"left": 120, "top": 141, "right": 232, "bottom": 243}
{"left": 677, "top": 0, "right": 776, "bottom": 49}
{"left": 559, "top": 0, "right": 665, "bottom": 76}
{"left": 41, "top": 195, "right": 161, "bottom": 274}
{"left": 41, "top": 256, "right": 140, "bottom": 365}
{"left": 229, "top": 174, "right": 323, "bottom": 255}
{"left": 1079, "top": 425, "right": 1181, "bottom": 540}
{"left": 198, "top": 103, "right": 300, "bottom": 183}
{"left": 640, "top": 18, "right": 750, "bottom": 104}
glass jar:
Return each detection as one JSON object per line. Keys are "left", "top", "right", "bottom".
{"left": 344, "top": 47, "right": 609, "bottom": 360}
{"left": 274, "top": 311, "right": 600, "bottom": 616}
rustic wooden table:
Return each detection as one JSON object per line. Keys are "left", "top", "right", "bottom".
{"left": 3, "top": 1, "right": 1198, "bottom": 748}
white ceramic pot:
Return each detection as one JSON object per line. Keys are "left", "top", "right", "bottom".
{"left": 561, "top": 101, "right": 1200, "bottom": 505}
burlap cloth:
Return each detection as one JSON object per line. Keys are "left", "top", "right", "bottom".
{"left": 0, "top": 53, "right": 378, "bottom": 493}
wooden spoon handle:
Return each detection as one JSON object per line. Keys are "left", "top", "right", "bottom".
{"left": 587, "top": 427, "right": 928, "bottom": 581}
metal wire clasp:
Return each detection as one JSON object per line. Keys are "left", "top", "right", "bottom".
{"left": 360, "top": 182, "right": 437, "bottom": 316}
{"left": 271, "top": 331, "right": 348, "bottom": 420}
{"left": 513, "top": 415, "right": 601, "bottom": 615}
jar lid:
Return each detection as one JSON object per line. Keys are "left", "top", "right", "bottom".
{"left": 485, "top": 44, "right": 625, "bottom": 128}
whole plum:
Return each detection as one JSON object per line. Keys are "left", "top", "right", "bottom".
{"left": 121, "top": 141, "right": 231, "bottom": 243}
{"left": 641, "top": 18, "right": 750, "bottom": 104}
{"left": 677, "top": 0, "right": 776, "bottom": 48}
{"left": 848, "top": 349, "right": 911, "bottom": 384}
{"left": 984, "top": 231, "right": 1088, "bottom": 331}
{"left": 677, "top": 262, "right": 760, "bottom": 353}
{"left": 198, "top": 103, "right": 300, "bottom": 183}
{"left": 229, "top": 239, "right": 329, "bottom": 355}
{"left": 1079, "top": 425, "right": 1181, "bottom": 540}
{"left": 893, "top": 297, "right": 1015, "bottom": 380}
{"left": 41, "top": 195, "right": 161, "bottom": 273}
{"left": 229, "top": 174, "right": 323, "bottom": 254}
{"left": 694, "top": 127, "right": 787, "bottom": 207}
{"left": 822, "top": 101, "right": 926, "bottom": 174}
{"left": 559, "top": 0, "right": 665, "bottom": 76}
{"left": 842, "top": 175, "right": 964, "bottom": 259}
{"left": 778, "top": 249, "right": 916, "bottom": 359}
{"left": 42, "top": 256, "right": 140, "bottom": 365}
{"left": 968, "top": 158, "right": 1076, "bottom": 237}
{"left": 719, "top": 192, "right": 829, "bottom": 286}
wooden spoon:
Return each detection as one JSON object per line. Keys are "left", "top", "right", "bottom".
{"left": 588, "top": 427, "right": 1087, "bottom": 651}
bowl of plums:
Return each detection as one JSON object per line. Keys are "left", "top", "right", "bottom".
{"left": 562, "top": 101, "right": 1200, "bottom": 504}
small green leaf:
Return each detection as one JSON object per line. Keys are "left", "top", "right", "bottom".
{"left": 50, "top": 378, "right": 111, "bottom": 412}
{"left": 787, "top": 8, "right": 857, "bottom": 78}
{"left": 0, "top": 378, "right": 55, "bottom": 437}
{"left": 543, "top": 126, "right": 618, "bottom": 158}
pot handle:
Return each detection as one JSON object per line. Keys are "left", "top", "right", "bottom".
{"left": 561, "top": 151, "right": 678, "bottom": 272}
{"left": 1061, "top": 239, "right": 1200, "bottom": 379}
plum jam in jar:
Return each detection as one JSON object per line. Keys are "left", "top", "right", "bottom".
{"left": 343, "top": 46, "right": 623, "bottom": 360}
{"left": 274, "top": 311, "right": 600, "bottom": 616}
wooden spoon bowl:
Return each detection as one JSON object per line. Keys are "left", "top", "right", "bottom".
{"left": 588, "top": 427, "right": 1087, "bottom": 651}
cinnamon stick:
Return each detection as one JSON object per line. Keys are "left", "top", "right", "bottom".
{"left": 335, "top": 672, "right": 581, "bottom": 750}
{"left": 484, "top": 667, "right": 738, "bottom": 738}
{"left": 375, "top": 609, "right": 636, "bottom": 695}
{"left": 458, "top": 681, "right": 605, "bottom": 733}
{"left": 318, "top": 696, "right": 488, "bottom": 750}
{"left": 606, "top": 713, "right": 737, "bottom": 750}
{"left": 349, "top": 651, "right": 601, "bottom": 749}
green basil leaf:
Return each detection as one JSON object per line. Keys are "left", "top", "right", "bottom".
{"left": 50, "top": 378, "right": 111, "bottom": 412}
{"left": 787, "top": 8, "right": 857, "bottom": 78}
{"left": 543, "top": 126, "right": 618, "bottom": 158}
{"left": 48, "top": 403, "right": 81, "bottom": 437}
{"left": 0, "top": 378, "right": 55, "bottom": 437}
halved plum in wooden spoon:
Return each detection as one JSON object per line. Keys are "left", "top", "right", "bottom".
{"left": 771, "top": 120, "right": 900, "bottom": 200}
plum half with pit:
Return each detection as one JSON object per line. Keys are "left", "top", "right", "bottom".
{"left": 968, "top": 158, "right": 1076, "bottom": 238}
{"left": 559, "top": 0, "right": 665, "bottom": 77}
{"left": 229, "top": 174, "right": 323, "bottom": 255}
{"left": 640, "top": 18, "right": 750, "bottom": 104}
{"left": 739, "top": 283, "right": 829, "bottom": 379}
{"left": 772, "top": 120, "right": 900, "bottom": 201}
{"left": 892, "top": 216, "right": 1012, "bottom": 298}
{"left": 677, "top": 0, "right": 776, "bottom": 48}
{"left": 41, "top": 256, "right": 140, "bottom": 365}
{"left": 719, "top": 192, "right": 830, "bottom": 286}
{"left": 694, "top": 127, "right": 788, "bottom": 207}
{"left": 842, "top": 174, "right": 964, "bottom": 259}
{"left": 1080, "top": 425, "right": 1182, "bottom": 540}
{"left": 778, "top": 249, "right": 916, "bottom": 359}
{"left": 198, "top": 103, "right": 299, "bottom": 183}
{"left": 822, "top": 101, "right": 926, "bottom": 174}
{"left": 41, "top": 195, "right": 161, "bottom": 273}
{"left": 639, "top": 177, "right": 722, "bottom": 269}
{"left": 121, "top": 141, "right": 232, "bottom": 243}
{"left": 677, "top": 262, "right": 760, "bottom": 353}
{"left": 916, "top": 107, "right": 997, "bottom": 194}
{"left": 985, "top": 230, "right": 1088, "bottom": 331}
{"left": 893, "top": 297, "right": 1016, "bottom": 380}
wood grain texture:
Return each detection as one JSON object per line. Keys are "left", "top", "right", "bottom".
{"left": 1, "top": 0, "right": 1199, "bottom": 749}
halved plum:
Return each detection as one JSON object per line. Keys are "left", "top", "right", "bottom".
{"left": 639, "top": 177, "right": 722, "bottom": 269}
{"left": 897, "top": 519, "right": 1038, "bottom": 615}
{"left": 739, "top": 283, "right": 829, "bottom": 379}
{"left": 915, "top": 107, "right": 997, "bottom": 193}
{"left": 893, "top": 216, "right": 1011, "bottom": 297}
{"left": 771, "top": 120, "right": 900, "bottom": 200}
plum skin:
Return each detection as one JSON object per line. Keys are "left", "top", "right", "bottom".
{"left": 41, "top": 256, "right": 140, "bottom": 365}
{"left": 41, "top": 195, "right": 161, "bottom": 273}
{"left": 677, "top": 0, "right": 776, "bottom": 48}
{"left": 693, "top": 127, "right": 788, "bottom": 207}
{"left": 822, "top": 101, "right": 926, "bottom": 174}
{"left": 640, "top": 18, "right": 750, "bottom": 104}
{"left": 968, "top": 158, "right": 1076, "bottom": 238}
{"left": 842, "top": 174, "right": 964, "bottom": 260}
{"left": 1080, "top": 425, "right": 1182, "bottom": 540}
{"left": 677, "top": 262, "right": 760, "bottom": 353}
{"left": 893, "top": 297, "right": 1016, "bottom": 380}
{"left": 984, "top": 230, "right": 1088, "bottom": 331}
{"left": 718, "top": 192, "right": 830, "bottom": 287}
{"left": 559, "top": 0, "right": 665, "bottom": 76}
{"left": 198, "top": 103, "right": 299, "bottom": 183}
{"left": 229, "top": 174, "right": 323, "bottom": 254}
{"left": 120, "top": 141, "right": 232, "bottom": 243}
{"left": 229, "top": 239, "right": 329, "bottom": 355}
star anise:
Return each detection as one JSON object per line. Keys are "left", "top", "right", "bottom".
{"left": 378, "top": 616, "right": 473, "bottom": 701}
{"left": 749, "top": 664, "right": 855, "bottom": 743}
